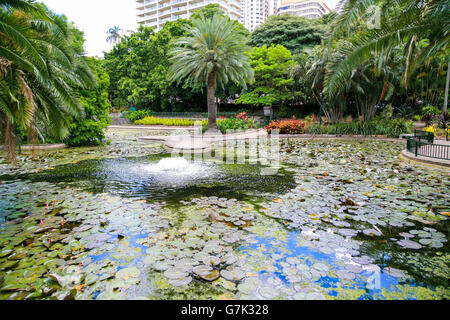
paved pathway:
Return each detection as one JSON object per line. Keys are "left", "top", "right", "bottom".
{"left": 401, "top": 150, "right": 450, "bottom": 168}
{"left": 108, "top": 125, "right": 196, "bottom": 131}
{"left": 140, "top": 129, "right": 268, "bottom": 151}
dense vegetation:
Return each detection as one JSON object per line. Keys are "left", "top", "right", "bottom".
{"left": 103, "top": 1, "right": 449, "bottom": 131}
{"left": 2, "top": 1, "right": 449, "bottom": 164}
{"left": 0, "top": 1, "right": 111, "bottom": 164}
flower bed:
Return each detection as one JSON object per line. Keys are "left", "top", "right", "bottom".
{"left": 135, "top": 117, "right": 207, "bottom": 127}
{"left": 265, "top": 117, "right": 306, "bottom": 134}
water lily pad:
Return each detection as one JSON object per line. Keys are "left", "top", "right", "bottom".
{"left": 338, "top": 229, "right": 359, "bottom": 237}
{"left": 306, "top": 292, "right": 326, "bottom": 300}
{"left": 345, "top": 264, "right": 362, "bottom": 273}
{"left": 192, "top": 265, "right": 220, "bottom": 282}
{"left": 335, "top": 270, "right": 356, "bottom": 280}
{"left": 259, "top": 286, "right": 278, "bottom": 299}
{"left": 96, "top": 290, "right": 126, "bottom": 300}
{"left": 221, "top": 254, "right": 238, "bottom": 265}
{"left": 363, "top": 229, "right": 382, "bottom": 237}
{"left": 116, "top": 267, "right": 141, "bottom": 280}
{"left": 383, "top": 267, "right": 406, "bottom": 278}
{"left": 397, "top": 239, "right": 422, "bottom": 250}
{"left": 153, "top": 261, "right": 172, "bottom": 271}
{"left": 220, "top": 267, "right": 246, "bottom": 281}
{"left": 163, "top": 267, "right": 189, "bottom": 280}
{"left": 202, "top": 256, "right": 221, "bottom": 266}
{"left": 237, "top": 278, "right": 261, "bottom": 294}
{"left": 168, "top": 276, "right": 192, "bottom": 287}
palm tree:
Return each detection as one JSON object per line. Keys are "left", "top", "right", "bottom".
{"left": 325, "top": 0, "right": 449, "bottom": 100}
{"left": 106, "top": 26, "right": 122, "bottom": 44}
{"left": 0, "top": 0, "right": 95, "bottom": 165}
{"left": 168, "top": 14, "right": 254, "bottom": 132}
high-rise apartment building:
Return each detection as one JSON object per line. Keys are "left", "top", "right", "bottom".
{"left": 136, "top": 0, "right": 243, "bottom": 32}
{"left": 242, "top": 0, "right": 269, "bottom": 32}
{"left": 277, "top": 0, "right": 331, "bottom": 18}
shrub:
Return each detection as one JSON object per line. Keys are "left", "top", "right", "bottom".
{"left": 235, "top": 112, "right": 249, "bottom": 121}
{"left": 423, "top": 124, "right": 438, "bottom": 136}
{"left": 217, "top": 117, "right": 254, "bottom": 133}
{"left": 437, "top": 112, "right": 450, "bottom": 129}
{"left": 135, "top": 117, "right": 207, "bottom": 127}
{"left": 65, "top": 58, "right": 112, "bottom": 147}
{"left": 124, "top": 110, "right": 154, "bottom": 122}
{"left": 307, "top": 118, "right": 414, "bottom": 138}
{"left": 265, "top": 117, "right": 306, "bottom": 134}
{"left": 421, "top": 106, "right": 440, "bottom": 117}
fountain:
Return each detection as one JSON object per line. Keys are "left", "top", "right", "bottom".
{"left": 143, "top": 157, "right": 205, "bottom": 177}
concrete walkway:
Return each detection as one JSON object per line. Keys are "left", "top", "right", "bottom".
{"left": 0, "top": 144, "right": 67, "bottom": 151}
{"left": 108, "top": 125, "right": 196, "bottom": 131}
{"left": 140, "top": 129, "right": 268, "bottom": 151}
{"left": 400, "top": 150, "right": 450, "bottom": 168}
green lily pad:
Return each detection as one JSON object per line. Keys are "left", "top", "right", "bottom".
{"left": 220, "top": 267, "right": 246, "bottom": 281}
{"left": 192, "top": 265, "right": 220, "bottom": 282}
{"left": 116, "top": 267, "right": 141, "bottom": 280}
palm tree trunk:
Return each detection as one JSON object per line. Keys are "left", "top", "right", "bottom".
{"left": 4, "top": 118, "right": 17, "bottom": 166}
{"left": 444, "top": 58, "right": 449, "bottom": 113}
{"left": 207, "top": 71, "right": 218, "bottom": 132}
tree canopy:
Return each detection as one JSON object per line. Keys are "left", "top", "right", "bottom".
{"left": 236, "top": 44, "right": 296, "bottom": 108}
{"left": 0, "top": 0, "right": 96, "bottom": 164}
{"left": 168, "top": 13, "right": 254, "bottom": 130}
{"left": 249, "top": 15, "right": 329, "bottom": 55}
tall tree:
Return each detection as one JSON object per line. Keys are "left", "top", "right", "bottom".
{"left": 103, "top": 20, "right": 206, "bottom": 112}
{"left": 236, "top": 44, "right": 296, "bottom": 109}
{"left": 325, "top": 0, "right": 450, "bottom": 101}
{"left": 249, "top": 15, "right": 329, "bottom": 55}
{"left": 106, "top": 25, "right": 122, "bottom": 44}
{"left": 0, "top": 0, "right": 95, "bottom": 165}
{"left": 168, "top": 14, "right": 254, "bottom": 132}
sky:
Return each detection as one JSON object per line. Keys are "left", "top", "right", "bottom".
{"left": 40, "top": 0, "right": 340, "bottom": 57}
{"left": 40, "top": 0, "right": 138, "bottom": 57}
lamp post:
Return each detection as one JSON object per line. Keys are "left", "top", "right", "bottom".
{"left": 319, "top": 92, "right": 323, "bottom": 126}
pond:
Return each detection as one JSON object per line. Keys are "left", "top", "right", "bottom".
{"left": 0, "top": 129, "right": 449, "bottom": 300}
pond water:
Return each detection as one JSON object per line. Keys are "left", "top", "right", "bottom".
{"left": 0, "top": 129, "right": 449, "bottom": 300}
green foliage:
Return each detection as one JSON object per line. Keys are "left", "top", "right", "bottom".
{"left": 168, "top": 13, "right": 254, "bottom": 131}
{"left": 308, "top": 118, "right": 414, "bottom": 138}
{"left": 124, "top": 110, "right": 154, "bottom": 122}
{"left": 168, "top": 14, "right": 254, "bottom": 90}
{"left": 135, "top": 117, "right": 207, "bottom": 127}
{"left": 236, "top": 44, "right": 296, "bottom": 108}
{"left": 191, "top": 4, "right": 250, "bottom": 37}
{"left": 249, "top": 15, "right": 329, "bottom": 55}
{"left": 324, "top": 0, "right": 449, "bottom": 104}
{"left": 103, "top": 20, "right": 205, "bottom": 112}
{"left": 422, "top": 106, "right": 440, "bottom": 116}
{"left": 0, "top": 1, "right": 96, "bottom": 164}
{"left": 217, "top": 117, "right": 255, "bottom": 133}
{"left": 65, "top": 58, "right": 112, "bottom": 147}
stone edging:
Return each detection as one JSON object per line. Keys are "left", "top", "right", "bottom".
{"left": 400, "top": 150, "right": 450, "bottom": 168}
{"left": 0, "top": 144, "right": 67, "bottom": 151}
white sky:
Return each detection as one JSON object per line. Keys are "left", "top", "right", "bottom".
{"left": 40, "top": 0, "right": 340, "bottom": 57}
{"left": 40, "top": 0, "right": 138, "bottom": 57}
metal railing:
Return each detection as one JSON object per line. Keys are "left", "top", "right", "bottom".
{"left": 406, "top": 137, "right": 450, "bottom": 160}
{"left": 414, "top": 129, "right": 434, "bottom": 143}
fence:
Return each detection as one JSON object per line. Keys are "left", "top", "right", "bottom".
{"left": 406, "top": 137, "right": 450, "bottom": 160}
{"left": 414, "top": 129, "right": 434, "bottom": 143}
